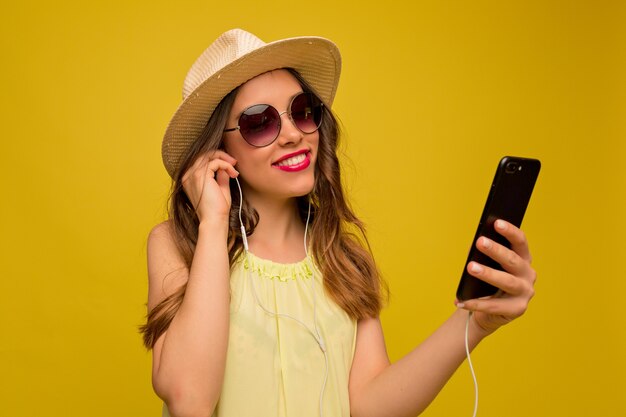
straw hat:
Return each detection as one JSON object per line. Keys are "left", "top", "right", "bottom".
{"left": 161, "top": 28, "right": 342, "bottom": 178}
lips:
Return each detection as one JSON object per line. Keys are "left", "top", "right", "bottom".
{"left": 272, "top": 150, "right": 311, "bottom": 172}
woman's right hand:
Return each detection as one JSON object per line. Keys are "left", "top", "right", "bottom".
{"left": 181, "top": 150, "right": 239, "bottom": 224}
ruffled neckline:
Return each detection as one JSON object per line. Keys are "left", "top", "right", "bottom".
{"left": 240, "top": 251, "right": 315, "bottom": 282}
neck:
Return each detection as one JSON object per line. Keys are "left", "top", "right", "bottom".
{"left": 244, "top": 192, "right": 308, "bottom": 263}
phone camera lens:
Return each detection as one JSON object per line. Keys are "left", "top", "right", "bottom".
{"left": 505, "top": 162, "right": 519, "bottom": 174}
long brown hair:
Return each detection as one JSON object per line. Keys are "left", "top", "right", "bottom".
{"left": 141, "top": 69, "right": 387, "bottom": 349}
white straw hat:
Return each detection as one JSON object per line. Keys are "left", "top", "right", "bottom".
{"left": 161, "top": 28, "right": 342, "bottom": 178}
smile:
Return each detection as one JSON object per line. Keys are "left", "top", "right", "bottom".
{"left": 272, "top": 151, "right": 311, "bottom": 172}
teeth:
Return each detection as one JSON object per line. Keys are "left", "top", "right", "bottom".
{"left": 276, "top": 153, "right": 306, "bottom": 167}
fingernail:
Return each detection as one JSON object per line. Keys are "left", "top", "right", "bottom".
{"left": 481, "top": 237, "right": 492, "bottom": 249}
{"left": 456, "top": 302, "right": 465, "bottom": 309}
{"left": 495, "top": 220, "right": 506, "bottom": 230}
{"left": 470, "top": 263, "right": 483, "bottom": 274}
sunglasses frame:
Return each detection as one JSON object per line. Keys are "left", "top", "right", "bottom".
{"left": 223, "top": 92, "right": 324, "bottom": 147}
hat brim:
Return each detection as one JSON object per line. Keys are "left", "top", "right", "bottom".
{"left": 162, "top": 36, "right": 341, "bottom": 178}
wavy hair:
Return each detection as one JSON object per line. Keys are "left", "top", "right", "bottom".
{"left": 140, "top": 69, "right": 387, "bottom": 348}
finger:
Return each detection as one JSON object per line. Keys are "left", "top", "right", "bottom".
{"left": 182, "top": 160, "right": 237, "bottom": 203}
{"left": 494, "top": 219, "right": 532, "bottom": 262}
{"left": 459, "top": 295, "right": 530, "bottom": 319}
{"left": 215, "top": 169, "right": 233, "bottom": 205}
{"left": 206, "top": 159, "right": 238, "bottom": 178}
{"left": 182, "top": 153, "right": 211, "bottom": 184}
{"left": 467, "top": 261, "right": 533, "bottom": 297}
{"left": 215, "top": 169, "right": 232, "bottom": 187}
{"left": 476, "top": 236, "right": 529, "bottom": 277}
{"left": 207, "top": 150, "right": 237, "bottom": 166}
{"left": 182, "top": 152, "right": 237, "bottom": 183}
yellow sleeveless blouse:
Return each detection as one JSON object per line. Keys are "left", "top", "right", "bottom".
{"left": 162, "top": 252, "right": 357, "bottom": 417}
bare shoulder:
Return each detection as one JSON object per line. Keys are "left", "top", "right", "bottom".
{"left": 147, "top": 220, "right": 189, "bottom": 310}
{"left": 148, "top": 221, "right": 180, "bottom": 251}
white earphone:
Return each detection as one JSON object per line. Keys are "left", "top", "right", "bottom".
{"left": 234, "top": 177, "right": 329, "bottom": 417}
{"left": 233, "top": 178, "right": 478, "bottom": 417}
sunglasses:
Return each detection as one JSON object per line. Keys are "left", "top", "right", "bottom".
{"left": 223, "top": 92, "right": 324, "bottom": 147}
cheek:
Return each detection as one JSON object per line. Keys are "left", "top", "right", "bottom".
{"left": 221, "top": 137, "right": 237, "bottom": 157}
{"left": 310, "top": 133, "right": 321, "bottom": 164}
{"left": 222, "top": 137, "right": 251, "bottom": 168}
{"left": 222, "top": 140, "right": 261, "bottom": 178}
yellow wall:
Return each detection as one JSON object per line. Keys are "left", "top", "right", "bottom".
{"left": 1, "top": 1, "right": 624, "bottom": 416}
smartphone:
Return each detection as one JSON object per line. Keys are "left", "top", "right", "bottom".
{"left": 455, "top": 156, "right": 541, "bottom": 301}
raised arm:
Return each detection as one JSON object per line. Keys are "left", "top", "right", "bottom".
{"left": 147, "top": 151, "right": 238, "bottom": 417}
{"left": 349, "top": 220, "right": 536, "bottom": 417}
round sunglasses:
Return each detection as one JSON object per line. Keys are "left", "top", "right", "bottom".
{"left": 223, "top": 92, "right": 324, "bottom": 147}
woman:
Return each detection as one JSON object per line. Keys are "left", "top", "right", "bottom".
{"left": 141, "top": 29, "right": 536, "bottom": 417}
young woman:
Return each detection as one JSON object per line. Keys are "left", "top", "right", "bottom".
{"left": 141, "top": 29, "right": 537, "bottom": 417}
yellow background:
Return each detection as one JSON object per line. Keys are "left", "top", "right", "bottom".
{"left": 1, "top": 0, "right": 624, "bottom": 416}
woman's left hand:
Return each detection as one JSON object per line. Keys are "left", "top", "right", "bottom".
{"left": 455, "top": 219, "right": 537, "bottom": 335}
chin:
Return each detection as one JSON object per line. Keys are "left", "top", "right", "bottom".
{"left": 287, "top": 180, "right": 315, "bottom": 198}
{"left": 276, "top": 172, "right": 315, "bottom": 198}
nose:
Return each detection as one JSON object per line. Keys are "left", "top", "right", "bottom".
{"left": 276, "top": 110, "right": 303, "bottom": 146}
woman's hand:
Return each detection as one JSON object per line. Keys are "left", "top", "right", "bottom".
{"left": 181, "top": 150, "right": 239, "bottom": 224}
{"left": 455, "top": 219, "right": 537, "bottom": 335}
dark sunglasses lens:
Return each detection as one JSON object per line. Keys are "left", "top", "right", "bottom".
{"left": 238, "top": 104, "right": 280, "bottom": 146}
{"left": 291, "top": 93, "right": 323, "bottom": 133}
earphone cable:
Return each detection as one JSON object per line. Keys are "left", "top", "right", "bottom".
{"left": 235, "top": 178, "right": 328, "bottom": 417}
{"left": 465, "top": 311, "right": 479, "bottom": 417}
{"left": 303, "top": 200, "right": 328, "bottom": 417}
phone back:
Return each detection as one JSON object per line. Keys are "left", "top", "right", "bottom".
{"left": 456, "top": 156, "right": 541, "bottom": 301}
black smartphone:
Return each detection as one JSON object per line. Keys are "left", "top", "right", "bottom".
{"left": 455, "top": 156, "right": 541, "bottom": 301}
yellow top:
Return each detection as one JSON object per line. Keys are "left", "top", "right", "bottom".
{"left": 162, "top": 251, "right": 357, "bottom": 417}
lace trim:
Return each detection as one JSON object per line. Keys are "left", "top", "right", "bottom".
{"left": 242, "top": 253, "right": 314, "bottom": 282}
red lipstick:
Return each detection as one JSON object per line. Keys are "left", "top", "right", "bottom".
{"left": 272, "top": 150, "right": 311, "bottom": 172}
